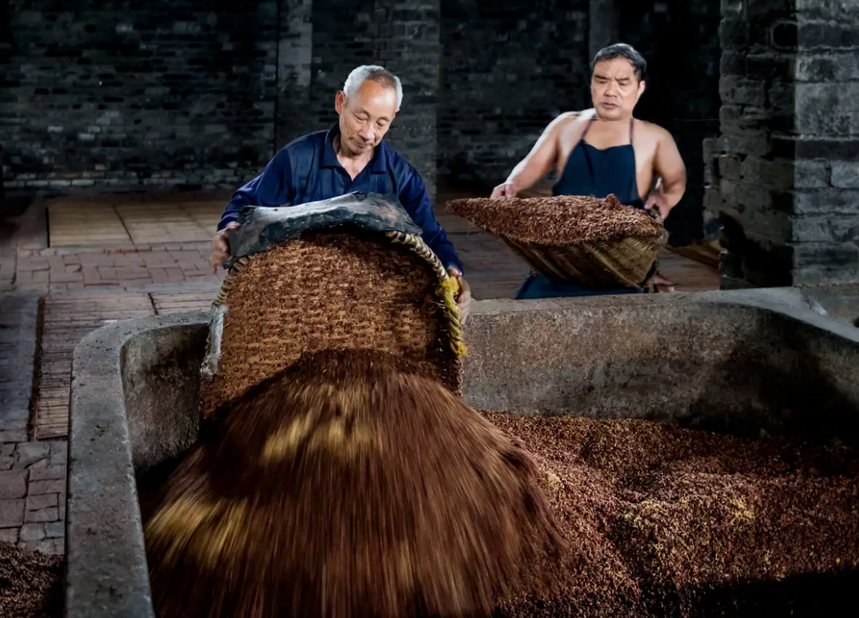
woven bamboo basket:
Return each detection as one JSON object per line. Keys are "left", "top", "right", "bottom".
{"left": 449, "top": 194, "right": 668, "bottom": 290}
{"left": 499, "top": 234, "right": 664, "bottom": 289}
{"left": 199, "top": 194, "right": 465, "bottom": 420}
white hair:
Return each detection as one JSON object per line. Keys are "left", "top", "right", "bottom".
{"left": 342, "top": 65, "right": 403, "bottom": 110}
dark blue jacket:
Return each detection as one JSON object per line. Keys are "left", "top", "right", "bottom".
{"left": 218, "top": 124, "right": 463, "bottom": 272}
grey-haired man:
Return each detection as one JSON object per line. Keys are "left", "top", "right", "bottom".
{"left": 210, "top": 65, "right": 471, "bottom": 318}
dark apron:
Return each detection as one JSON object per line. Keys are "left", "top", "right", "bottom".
{"left": 515, "top": 116, "right": 657, "bottom": 300}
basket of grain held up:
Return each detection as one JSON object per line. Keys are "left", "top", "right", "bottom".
{"left": 448, "top": 194, "right": 668, "bottom": 290}
{"left": 199, "top": 192, "right": 466, "bottom": 420}
{"left": 146, "top": 192, "right": 566, "bottom": 618}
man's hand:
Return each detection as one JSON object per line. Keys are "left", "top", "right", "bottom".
{"left": 644, "top": 192, "right": 671, "bottom": 221}
{"left": 490, "top": 181, "right": 518, "bottom": 198}
{"left": 447, "top": 267, "right": 472, "bottom": 324}
{"left": 644, "top": 178, "right": 672, "bottom": 221}
{"left": 209, "top": 222, "right": 239, "bottom": 272}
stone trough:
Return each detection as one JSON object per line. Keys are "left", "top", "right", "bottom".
{"left": 66, "top": 288, "right": 859, "bottom": 617}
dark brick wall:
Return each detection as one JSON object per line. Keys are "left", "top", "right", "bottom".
{"left": 1, "top": 0, "right": 440, "bottom": 198}
{"left": 373, "top": 0, "right": 442, "bottom": 200}
{"left": 619, "top": 0, "right": 722, "bottom": 246}
{"left": 274, "top": 0, "right": 440, "bottom": 198}
{"left": 280, "top": 0, "right": 375, "bottom": 139}
{"left": 1, "top": 0, "right": 278, "bottom": 192}
{"left": 437, "top": 0, "right": 590, "bottom": 190}
{"left": 706, "top": 0, "right": 859, "bottom": 287}
{"left": 275, "top": 0, "right": 315, "bottom": 143}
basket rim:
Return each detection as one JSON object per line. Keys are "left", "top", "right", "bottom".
{"left": 446, "top": 195, "right": 667, "bottom": 246}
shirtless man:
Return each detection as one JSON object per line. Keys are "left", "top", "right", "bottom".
{"left": 492, "top": 43, "right": 686, "bottom": 298}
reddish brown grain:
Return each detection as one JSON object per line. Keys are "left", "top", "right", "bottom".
{"left": 0, "top": 541, "right": 63, "bottom": 618}
{"left": 447, "top": 194, "right": 664, "bottom": 245}
{"left": 481, "top": 411, "right": 859, "bottom": 617}
{"left": 200, "top": 231, "right": 462, "bottom": 419}
{"left": 146, "top": 351, "right": 564, "bottom": 618}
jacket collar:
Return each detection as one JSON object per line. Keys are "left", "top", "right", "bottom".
{"left": 321, "top": 123, "right": 387, "bottom": 174}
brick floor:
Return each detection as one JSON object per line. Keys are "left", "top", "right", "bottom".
{"left": 150, "top": 291, "right": 219, "bottom": 314}
{"left": 46, "top": 193, "right": 224, "bottom": 248}
{"left": 48, "top": 203, "right": 131, "bottom": 248}
{"left": 0, "top": 441, "right": 69, "bottom": 554}
{"left": 0, "top": 188, "right": 719, "bottom": 558}
{"left": 34, "top": 294, "right": 157, "bottom": 439}
{"left": 0, "top": 294, "right": 65, "bottom": 553}
{"left": 15, "top": 247, "right": 223, "bottom": 294}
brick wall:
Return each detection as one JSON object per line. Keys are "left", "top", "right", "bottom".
{"left": 1, "top": 0, "right": 439, "bottom": 196}
{"left": 437, "top": 0, "right": 590, "bottom": 191}
{"left": 275, "top": 0, "right": 441, "bottom": 198}
{"left": 373, "top": 0, "right": 441, "bottom": 200}
{"left": 1, "top": 0, "right": 278, "bottom": 192}
{"left": 706, "top": 0, "right": 859, "bottom": 287}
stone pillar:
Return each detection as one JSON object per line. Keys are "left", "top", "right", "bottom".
{"left": 705, "top": 0, "right": 859, "bottom": 288}
{"left": 790, "top": 0, "right": 859, "bottom": 285}
{"left": 374, "top": 0, "right": 441, "bottom": 200}
{"left": 589, "top": 0, "right": 619, "bottom": 60}
{"left": 276, "top": 0, "right": 314, "bottom": 147}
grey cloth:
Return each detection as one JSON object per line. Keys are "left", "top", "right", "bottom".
{"left": 224, "top": 192, "right": 422, "bottom": 269}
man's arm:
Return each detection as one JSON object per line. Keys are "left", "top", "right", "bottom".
{"left": 217, "top": 148, "right": 295, "bottom": 231}
{"left": 210, "top": 148, "right": 296, "bottom": 270}
{"left": 646, "top": 128, "right": 686, "bottom": 219}
{"left": 398, "top": 170, "right": 464, "bottom": 274}
{"left": 491, "top": 112, "right": 577, "bottom": 197}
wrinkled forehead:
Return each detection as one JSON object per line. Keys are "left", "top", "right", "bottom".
{"left": 592, "top": 58, "right": 638, "bottom": 80}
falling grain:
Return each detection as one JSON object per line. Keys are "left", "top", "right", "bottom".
{"left": 145, "top": 351, "right": 565, "bottom": 618}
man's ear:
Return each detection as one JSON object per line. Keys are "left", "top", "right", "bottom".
{"left": 638, "top": 80, "right": 646, "bottom": 96}
{"left": 335, "top": 91, "right": 346, "bottom": 114}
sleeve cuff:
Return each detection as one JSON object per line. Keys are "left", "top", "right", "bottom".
{"left": 217, "top": 216, "right": 237, "bottom": 232}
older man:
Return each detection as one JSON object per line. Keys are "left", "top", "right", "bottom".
{"left": 492, "top": 43, "right": 686, "bottom": 298}
{"left": 209, "top": 65, "right": 470, "bottom": 315}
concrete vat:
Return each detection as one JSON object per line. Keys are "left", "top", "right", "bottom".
{"left": 66, "top": 288, "right": 859, "bottom": 617}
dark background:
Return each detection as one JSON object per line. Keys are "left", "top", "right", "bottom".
{"left": 1, "top": 0, "right": 721, "bottom": 244}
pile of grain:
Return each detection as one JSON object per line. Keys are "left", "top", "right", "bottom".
{"left": 145, "top": 351, "right": 564, "bottom": 618}
{"left": 448, "top": 194, "right": 664, "bottom": 245}
{"left": 0, "top": 542, "right": 63, "bottom": 618}
{"left": 481, "top": 411, "right": 859, "bottom": 617}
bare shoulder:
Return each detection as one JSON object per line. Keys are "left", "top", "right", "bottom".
{"left": 635, "top": 119, "right": 676, "bottom": 144}
{"left": 549, "top": 109, "right": 591, "bottom": 128}
{"left": 544, "top": 110, "right": 592, "bottom": 142}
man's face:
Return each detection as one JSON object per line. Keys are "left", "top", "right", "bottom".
{"left": 334, "top": 80, "right": 398, "bottom": 156}
{"left": 590, "top": 58, "right": 645, "bottom": 120}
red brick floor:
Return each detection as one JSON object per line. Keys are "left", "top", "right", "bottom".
{"left": 15, "top": 247, "right": 223, "bottom": 294}
{"left": 35, "top": 294, "right": 158, "bottom": 439}
{"left": 0, "top": 189, "right": 719, "bottom": 555}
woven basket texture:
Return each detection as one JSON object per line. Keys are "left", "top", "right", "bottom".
{"left": 448, "top": 195, "right": 667, "bottom": 290}
{"left": 200, "top": 229, "right": 463, "bottom": 419}
{"left": 499, "top": 235, "right": 664, "bottom": 289}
